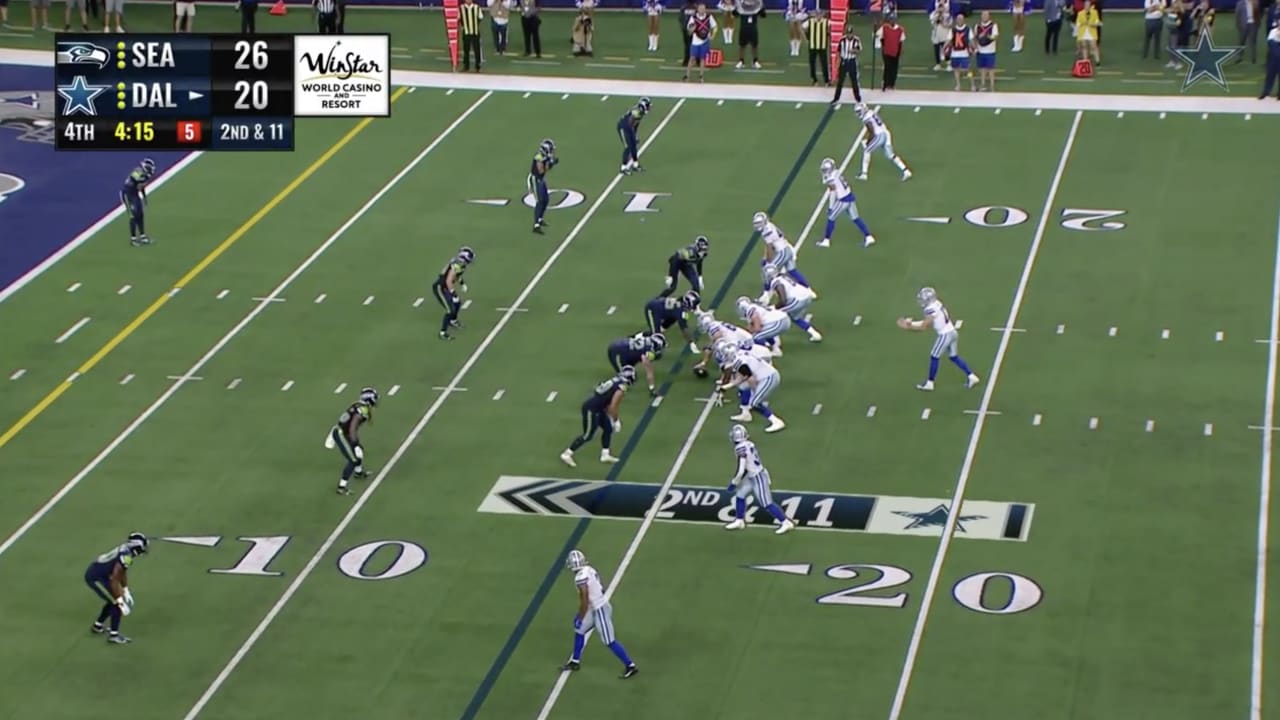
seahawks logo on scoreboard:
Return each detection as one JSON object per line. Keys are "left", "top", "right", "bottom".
{"left": 55, "top": 41, "right": 111, "bottom": 69}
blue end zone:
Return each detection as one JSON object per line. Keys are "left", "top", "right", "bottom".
{"left": 0, "top": 64, "right": 188, "bottom": 297}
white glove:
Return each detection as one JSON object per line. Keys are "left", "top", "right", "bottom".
{"left": 612, "top": 419, "right": 622, "bottom": 433}
{"left": 712, "top": 392, "right": 724, "bottom": 407}
{"left": 323, "top": 432, "right": 336, "bottom": 450}
{"left": 116, "top": 598, "right": 132, "bottom": 616}
{"left": 461, "top": 283, "right": 469, "bottom": 293}
{"left": 354, "top": 445, "right": 364, "bottom": 461}
{"left": 123, "top": 587, "right": 134, "bottom": 606}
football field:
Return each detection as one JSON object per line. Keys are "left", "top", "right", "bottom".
{"left": 3, "top": 70, "right": 1280, "bottom": 720}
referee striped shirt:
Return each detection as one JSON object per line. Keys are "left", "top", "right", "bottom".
{"left": 837, "top": 34, "right": 861, "bottom": 60}
{"left": 459, "top": 0, "right": 484, "bottom": 34}
{"left": 315, "top": 0, "right": 336, "bottom": 12}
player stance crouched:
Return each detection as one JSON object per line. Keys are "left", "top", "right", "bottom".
{"left": 716, "top": 342, "right": 787, "bottom": 433}
{"left": 561, "top": 366, "right": 636, "bottom": 468}
{"left": 661, "top": 235, "right": 710, "bottom": 297}
{"left": 761, "top": 265, "right": 823, "bottom": 343}
{"left": 736, "top": 296, "right": 792, "bottom": 357}
{"left": 121, "top": 157, "right": 156, "bottom": 247}
{"left": 644, "top": 290, "right": 701, "bottom": 353}
{"left": 607, "top": 331, "right": 667, "bottom": 396}
{"left": 724, "top": 425, "right": 796, "bottom": 534}
{"left": 324, "top": 386, "right": 380, "bottom": 495}
{"left": 432, "top": 246, "right": 476, "bottom": 340}
{"left": 692, "top": 312, "right": 753, "bottom": 377}
{"left": 85, "top": 533, "right": 149, "bottom": 644}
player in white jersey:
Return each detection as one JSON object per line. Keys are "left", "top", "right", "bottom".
{"left": 737, "top": 296, "right": 790, "bottom": 356}
{"left": 761, "top": 264, "right": 823, "bottom": 342}
{"left": 818, "top": 157, "right": 876, "bottom": 248}
{"left": 897, "top": 286, "right": 981, "bottom": 391}
{"left": 692, "top": 311, "right": 752, "bottom": 377}
{"left": 562, "top": 550, "right": 639, "bottom": 678}
{"left": 724, "top": 424, "right": 797, "bottom": 534}
{"left": 855, "top": 104, "right": 912, "bottom": 182}
{"left": 751, "top": 212, "right": 813, "bottom": 292}
{"left": 717, "top": 348, "right": 786, "bottom": 432}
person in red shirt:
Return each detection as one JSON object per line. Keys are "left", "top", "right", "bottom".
{"left": 877, "top": 14, "right": 906, "bottom": 89}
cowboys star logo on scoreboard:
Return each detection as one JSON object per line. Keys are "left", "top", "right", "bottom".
{"left": 293, "top": 34, "right": 391, "bottom": 118}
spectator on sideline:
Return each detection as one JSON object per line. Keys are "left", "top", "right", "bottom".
{"left": 679, "top": 0, "right": 697, "bottom": 66}
{"left": 236, "top": 0, "right": 258, "bottom": 34}
{"left": 571, "top": 8, "right": 593, "bottom": 55}
{"left": 644, "top": 0, "right": 662, "bottom": 53}
{"left": 947, "top": 12, "right": 976, "bottom": 90}
{"left": 519, "top": 0, "right": 542, "bottom": 58}
{"left": 102, "top": 0, "right": 122, "bottom": 32}
{"left": 734, "top": 0, "right": 765, "bottom": 69}
{"left": 975, "top": 10, "right": 998, "bottom": 90}
{"left": 1, "top": 0, "right": 8, "bottom": 29}
{"left": 785, "top": 0, "right": 806, "bottom": 57}
{"left": 831, "top": 23, "right": 863, "bottom": 102}
{"left": 1010, "top": 0, "right": 1027, "bottom": 52}
{"left": 1165, "top": 0, "right": 1185, "bottom": 67}
{"left": 1074, "top": 0, "right": 1100, "bottom": 65}
{"left": 62, "top": 0, "right": 88, "bottom": 32}
{"left": 1261, "top": 22, "right": 1280, "bottom": 97}
{"left": 929, "top": 0, "right": 951, "bottom": 69}
{"left": 1043, "top": 0, "right": 1064, "bottom": 53}
{"left": 174, "top": 0, "right": 194, "bottom": 31}
{"left": 315, "top": 0, "right": 338, "bottom": 33}
{"left": 488, "top": 0, "right": 511, "bottom": 54}
{"left": 804, "top": 8, "right": 831, "bottom": 85}
{"left": 1191, "top": 0, "right": 1213, "bottom": 37}
{"left": 29, "top": 0, "right": 50, "bottom": 31}
{"left": 336, "top": 0, "right": 347, "bottom": 32}
{"left": 718, "top": 0, "right": 735, "bottom": 43}
{"left": 459, "top": 0, "right": 483, "bottom": 69}
{"left": 877, "top": 14, "right": 905, "bottom": 89}
{"left": 1142, "top": 0, "right": 1163, "bottom": 59}
{"left": 684, "top": 2, "right": 716, "bottom": 80}
{"left": 1238, "top": 0, "right": 1258, "bottom": 62}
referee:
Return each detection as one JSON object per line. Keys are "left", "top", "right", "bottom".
{"left": 831, "top": 26, "right": 863, "bottom": 105}
{"left": 805, "top": 10, "right": 831, "bottom": 85}
{"left": 460, "top": 0, "right": 484, "bottom": 71}
{"left": 315, "top": 0, "right": 338, "bottom": 33}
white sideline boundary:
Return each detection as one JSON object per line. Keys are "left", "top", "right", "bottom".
{"left": 3, "top": 47, "right": 1273, "bottom": 115}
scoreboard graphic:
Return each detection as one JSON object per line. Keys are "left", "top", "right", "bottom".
{"left": 53, "top": 34, "right": 391, "bottom": 152}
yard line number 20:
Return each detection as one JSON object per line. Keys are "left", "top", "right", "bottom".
{"left": 818, "top": 564, "right": 1044, "bottom": 615}
{"left": 963, "top": 206, "right": 1127, "bottom": 232}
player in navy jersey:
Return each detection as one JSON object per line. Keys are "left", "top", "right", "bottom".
{"left": 644, "top": 290, "right": 701, "bottom": 353}
{"left": 660, "top": 235, "right": 709, "bottom": 297}
{"left": 84, "top": 533, "right": 149, "bottom": 644}
{"left": 121, "top": 158, "right": 156, "bottom": 247}
{"left": 325, "top": 387, "right": 380, "bottom": 495}
{"left": 432, "top": 246, "right": 475, "bottom": 340}
{"left": 560, "top": 366, "right": 636, "bottom": 467}
{"left": 607, "top": 331, "right": 666, "bottom": 395}
{"left": 616, "top": 97, "right": 651, "bottom": 175}
{"left": 528, "top": 138, "right": 558, "bottom": 234}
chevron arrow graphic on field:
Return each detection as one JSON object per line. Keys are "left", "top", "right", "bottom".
{"left": 495, "top": 479, "right": 603, "bottom": 515}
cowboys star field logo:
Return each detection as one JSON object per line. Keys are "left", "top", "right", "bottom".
{"left": 1172, "top": 30, "right": 1242, "bottom": 92}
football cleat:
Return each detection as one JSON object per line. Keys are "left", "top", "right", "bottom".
{"left": 559, "top": 450, "right": 577, "bottom": 468}
{"left": 724, "top": 518, "right": 746, "bottom": 530}
{"left": 776, "top": 519, "right": 796, "bottom": 535}
{"left": 562, "top": 660, "right": 582, "bottom": 672}
{"left": 620, "top": 664, "right": 639, "bottom": 679}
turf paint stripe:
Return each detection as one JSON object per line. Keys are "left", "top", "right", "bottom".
{"left": 334, "top": 383, "right": 348, "bottom": 394}
{"left": 180, "top": 96, "right": 687, "bottom": 720}
{"left": 529, "top": 109, "right": 842, "bottom": 720}
{"left": 888, "top": 110, "right": 1084, "bottom": 720}
{"left": 558, "top": 303, "right": 569, "bottom": 313}
{"left": 413, "top": 297, "right": 425, "bottom": 307}
{"left": 55, "top": 317, "right": 91, "bottom": 344}
{"left": 117, "top": 284, "right": 131, "bottom": 295}
{"left": 9, "top": 369, "right": 25, "bottom": 381}
{"left": 867, "top": 405, "right": 877, "bottom": 418}
{"left": 1033, "top": 413, "right": 1043, "bottom": 426}
{"left": 1089, "top": 416, "right": 1099, "bottom": 430}
{"left": 1145, "top": 419, "right": 1155, "bottom": 432}
{"left": 216, "top": 289, "right": 230, "bottom": 300}
{"left": 0, "top": 89, "right": 417, "bottom": 453}
{"left": 315, "top": 293, "right": 326, "bottom": 304}
{"left": 119, "top": 374, "right": 134, "bottom": 385}
{"left": 66, "top": 282, "right": 81, "bottom": 293}
{"left": 1205, "top": 423, "right": 1214, "bottom": 436}
{"left": 0, "top": 90, "right": 484, "bottom": 567}
{"left": 281, "top": 380, "right": 294, "bottom": 392}
{"left": 1249, "top": 202, "right": 1280, "bottom": 720}
{"left": 388, "top": 385, "right": 401, "bottom": 396}
{"left": 0, "top": 153, "right": 201, "bottom": 304}
{"left": 1108, "top": 326, "right": 1118, "bottom": 337}
{"left": 1217, "top": 331, "right": 1226, "bottom": 342}
{"left": 920, "top": 408, "right": 932, "bottom": 420}
{"left": 492, "top": 389, "right": 505, "bottom": 400}
{"left": 363, "top": 295, "right": 375, "bottom": 306}
{"left": 545, "top": 391, "right": 558, "bottom": 403}
{"left": 606, "top": 305, "right": 617, "bottom": 315}
{"left": 1161, "top": 328, "right": 1170, "bottom": 340}
{"left": 227, "top": 378, "right": 241, "bottom": 390}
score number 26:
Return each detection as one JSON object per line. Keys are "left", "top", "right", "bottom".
{"left": 232, "top": 39, "right": 270, "bottom": 111}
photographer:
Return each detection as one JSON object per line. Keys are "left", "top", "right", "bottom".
{"left": 572, "top": 8, "right": 594, "bottom": 56}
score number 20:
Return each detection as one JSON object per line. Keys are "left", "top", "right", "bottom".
{"left": 232, "top": 39, "right": 271, "bottom": 112}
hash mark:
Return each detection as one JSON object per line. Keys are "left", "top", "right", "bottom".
{"left": 1161, "top": 329, "right": 1170, "bottom": 340}
{"left": 388, "top": 384, "right": 401, "bottom": 396}
{"left": 67, "top": 282, "right": 81, "bottom": 293}
{"left": 755, "top": 101, "right": 763, "bottom": 107}
{"left": 795, "top": 102, "right": 803, "bottom": 109}
{"left": 1246, "top": 114, "right": 1253, "bottom": 121}
{"left": 546, "top": 391, "right": 558, "bottom": 403}
{"left": 913, "top": 106, "right": 920, "bottom": 112}
{"left": 446, "top": 88, "right": 455, "bottom": 95}
{"left": 558, "top": 303, "right": 570, "bottom": 314}
{"left": 1032, "top": 413, "right": 1043, "bottom": 426}
{"left": 281, "top": 380, "right": 294, "bottom": 392}
{"left": 717, "top": 99, "right": 724, "bottom": 106}
{"left": 251, "top": 296, "right": 284, "bottom": 303}
{"left": 1108, "top": 327, "right": 1117, "bottom": 337}
{"left": 9, "top": 369, "right": 25, "bottom": 381}
{"left": 952, "top": 107, "right": 960, "bottom": 114}
{"left": 852, "top": 315, "right": 862, "bottom": 326}
{"left": 120, "top": 373, "right": 134, "bottom": 385}
{"left": 954, "top": 319, "right": 964, "bottom": 329}
{"left": 1204, "top": 423, "right": 1214, "bottom": 436}
{"left": 1088, "top": 417, "right": 1099, "bottom": 430}
{"left": 432, "top": 385, "right": 467, "bottom": 392}
{"left": 413, "top": 297, "right": 424, "bottom": 308}
{"left": 561, "top": 93, "right": 570, "bottom": 100}
{"left": 216, "top": 289, "right": 230, "bottom": 300}
{"left": 462, "top": 299, "right": 473, "bottom": 310}
{"left": 67, "top": 372, "right": 81, "bottom": 382}
{"left": 1056, "top": 324, "right": 1065, "bottom": 335}
{"left": 607, "top": 305, "right": 617, "bottom": 315}
{"left": 167, "top": 288, "right": 180, "bottom": 298}
{"left": 496, "top": 306, "right": 529, "bottom": 312}
{"left": 493, "top": 389, "right": 505, "bottom": 400}
{"left": 964, "top": 409, "right": 1002, "bottom": 416}
{"left": 227, "top": 378, "right": 242, "bottom": 390}
{"left": 1201, "top": 112, "right": 1209, "bottom": 120}
{"left": 1145, "top": 419, "right": 1155, "bottom": 433}
{"left": 812, "top": 403, "right": 822, "bottom": 415}
{"left": 601, "top": 95, "right": 609, "bottom": 101}
{"left": 363, "top": 295, "right": 375, "bottom": 306}
{"left": 315, "top": 293, "right": 326, "bottom": 304}
{"left": 55, "top": 316, "right": 91, "bottom": 344}
{"left": 522, "top": 91, "right": 531, "bottom": 98}
{"left": 651, "top": 395, "right": 664, "bottom": 408}
{"left": 1117, "top": 111, "right": 1125, "bottom": 118}
{"left": 990, "top": 326, "right": 1025, "bottom": 333}
{"left": 334, "top": 382, "right": 347, "bottom": 394}
{"left": 1035, "top": 109, "right": 1043, "bottom": 116}
{"left": 921, "top": 408, "right": 932, "bottom": 420}
{"left": 1215, "top": 331, "right": 1224, "bottom": 342}
{"left": 866, "top": 405, "right": 877, "bottom": 418}
{"left": 117, "top": 284, "right": 131, "bottom": 295}
{"left": 1159, "top": 112, "right": 1167, "bottom": 119}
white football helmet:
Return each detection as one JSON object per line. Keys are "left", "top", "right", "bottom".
{"left": 697, "top": 311, "right": 718, "bottom": 335}
{"left": 917, "top": 286, "right": 938, "bottom": 307}
{"left": 566, "top": 549, "right": 587, "bottom": 571}
{"left": 729, "top": 424, "right": 750, "bottom": 443}
{"left": 819, "top": 157, "right": 836, "bottom": 176}
{"left": 735, "top": 296, "right": 755, "bottom": 321}
{"left": 762, "top": 264, "right": 780, "bottom": 283}
{"left": 752, "top": 212, "right": 769, "bottom": 232}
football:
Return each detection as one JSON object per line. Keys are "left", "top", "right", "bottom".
{"left": 693, "top": 366, "right": 709, "bottom": 378}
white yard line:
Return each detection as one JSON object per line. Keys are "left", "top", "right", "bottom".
{"left": 180, "top": 98, "right": 687, "bottom": 720}
{"left": 534, "top": 121, "right": 868, "bottom": 720}
{"left": 1250, "top": 203, "right": 1280, "bottom": 720}
{"left": 0, "top": 153, "right": 203, "bottom": 304}
{"left": 886, "top": 110, "right": 1083, "bottom": 720}
{"left": 0, "top": 92, "right": 493, "bottom": 563}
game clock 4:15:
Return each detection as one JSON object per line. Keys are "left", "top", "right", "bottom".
{"left": 55, "top": 118, "right": 210, "bottom": 150}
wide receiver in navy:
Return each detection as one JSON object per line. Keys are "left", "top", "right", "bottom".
{"left": 616, "top": 97, "right": 651, "bottom": 175}
{"left": 121, "top": 158, "right": 156, "bottom": 247}
{"left": 84, "top": 533, "right": 149, "bottom": 644}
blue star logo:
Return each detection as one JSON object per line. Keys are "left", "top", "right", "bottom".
{"left": 56, "top": 75, "right": 108, "bottom": 117}
{"left": 893, "top": 504, "right": 986, "bottom": 533}
{"left": 1171, "top": 31, "right": 1241, "bottom": 92}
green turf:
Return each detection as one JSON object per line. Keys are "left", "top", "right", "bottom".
{"left": 1, "top": 2, "right": 1272, "bottom": 95}
{"left": 3, "top": 70, "right": 1280, "bottom": 720}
